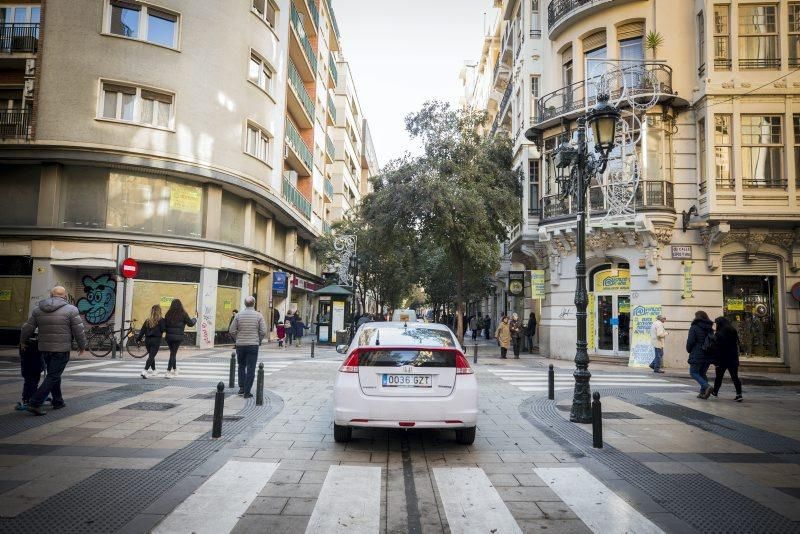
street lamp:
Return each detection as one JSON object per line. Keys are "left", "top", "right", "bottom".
{"left": 348, "top": 254, "right": 360, "bottom": 337}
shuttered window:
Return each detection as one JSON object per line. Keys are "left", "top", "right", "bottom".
{"left": 617, "top": 21, "right": 645, "bottom": 40}
{"left": 722, "top": 252, "right": 779, "bottom": 274}
{"left": 583, "top": 31, "right": 607, "bottom": 52}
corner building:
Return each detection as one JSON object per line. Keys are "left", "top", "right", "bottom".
{"left": 465, "top": 0, "right": 800, "bottom": 373}
{"left": 0, "top": 0, "right": 377, "bottom": 347}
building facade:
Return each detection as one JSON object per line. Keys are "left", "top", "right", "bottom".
{"left": 0, "top": 0, "right": 376, "bottom": 347}
{"left": 464, "top": 0, "right": 800, "bottom": 373}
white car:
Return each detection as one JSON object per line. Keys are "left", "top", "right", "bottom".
{"left": 332, "top": 322, "right": 478, "bottom": 444}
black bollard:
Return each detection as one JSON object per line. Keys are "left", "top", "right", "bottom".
{"left": 310, "top": 339, "right": 315, "bottom": 359}
{"left": 548, "top": 364, "right": 555, "bottom": 400}
{"left": 212, "top": 381, "right": 225, "bottom": 438}
{"left": 473, "top": 343, "right": 478, "bottom": 364}
{"left": 256, "top": 363, "right": 264, "bottom": 406}
{"left": 592, "top": 391, "right": 603, "bottom": 449}
{"left": 229, "top": 351, "right": 236, "bottom": 389}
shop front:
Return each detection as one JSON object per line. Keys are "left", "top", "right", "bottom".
{"left": 131, "top": 263, "right": 199, "bottom": 345}
{"left": 589, "top": 265, "right": 631, "bottom": 358}
{"left": 0, "top": 256, "right": 32, "bottom": 345}
{"left": 290, "top": 275, "right": 321, "bottom": 327}
{"left": 215, "top": 270, "right": 243, "bottom": 344}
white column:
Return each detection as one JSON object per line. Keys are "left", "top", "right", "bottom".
{"left": 197, "top": 267, "right": 218, "bottom": 349}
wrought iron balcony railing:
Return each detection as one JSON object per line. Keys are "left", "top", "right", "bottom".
{"left": 715, "top": 58, "right": 732, "bottom": 70}
{"left": 742, "top": 178, "right": 788, "bottom": 189}
{"left": 491, "top": 77, "right": 514, "bottom": 135}
{"left": 738, "top": 58, "right": 781, "bottom": 69}
{"left": 282, "top": 177, "right": 312, "bottom": 220}
{"left": 0, "top": 109, "right": 31, "bottom": 140}
{"left": 285, "top": 119, "right": 313, "bottom": 171}
{"left": 0, "top": 23, "right": 39, "bottom": 53}
{"left": 535, "top": 62, "right": 673, "bottom": 126}
{"left": 288, "top": 60, "right": 315, "bottom": 120}
{"left": 290, "top": 3, "right": 317, "bottom": 72}
{"left": 547, "top": 0, "right": 604, "bottom": 31}
{"left": 540, "top": 180, "right": 674, "bottom": 222}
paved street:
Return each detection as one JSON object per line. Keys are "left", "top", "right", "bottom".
{"left": 0, "top": 343, "right": 798, "bottom": 533}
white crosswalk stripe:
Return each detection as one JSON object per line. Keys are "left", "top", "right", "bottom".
{"left": 486, "top": 367, "right": 689, "bottom": 393}
{"left": 68, "top": 359, "right": 293, "bottom": 381}
{"left": 306, "top": 465, "right": 382, "bottom": 533}
{"left": 434, "top": 467, "right": 522, "bottom": 534}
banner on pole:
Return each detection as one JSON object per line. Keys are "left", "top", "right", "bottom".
{"left": 530, "top": 270, "right": 545, "bottom": 299}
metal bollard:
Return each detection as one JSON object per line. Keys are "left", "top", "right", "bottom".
{"left": 212, "top": 381, "right": 225, "bottom": 438}
{"left": 548, "top": 364, "right": 555, "bottom": 400}
{"left": 473, "top": 343, "right": 478, "bottom": 364}
{"left": 256, "top": 363, "right": 264, "bottom": 406}
{"left": 592, "top": 391, "right": 603, "bottom": 449}
{"left": 229, "top": 351, "right": 236, "bottom": 389}
{"left": 310, "top": 339, "right": 315, "bottom": 359}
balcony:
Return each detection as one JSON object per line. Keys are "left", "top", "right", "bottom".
{"left": 328, "top": 53, "right": 338, "bottom": 87}
{"left": 540, "top": 180, "right": 674, "bottom": 223}
{"left": 0, "top": 109, "right": 31, "bottom": 140}
{"left": 325, "top": 133, "right": 335, "bottom": 163}
{"left": 290, "top": 3, "right": 317, "bottom": 78}
{"left": 287, "top": 60, "right": 315, "bottom": 127}
{"left": 326, "top": 93, "right": 337, "bottom": 124}
{"left": 285, "top": 119, "right": 313, "bottom": 175}
{"left": 491, "top": 77, "right": 514, "bottom": 135}
{"left": 323, "top": 219, "right": 332, "bottom": 234}
{"left": 324, "top": 176, "right": 334, "bottom": 200}
{"left": 738, "top": 58, "right": 781, "bottom": 69}
{"left": 0, "top": 23, "right": 39, "bottom": 54}
{"left": 547, "top": 0, "right": 630, "bottom": 38}
{"left": 282, "top": 177, "right": 312, "bottom": 220}
{"left": 535, "top": 62, "right": 679, "bottom": 129}
{"left": 306, "top": 0, "right": 320, "bottom": 30}
{"left": 325, "top": 0, "right": 341, "bottom": 44}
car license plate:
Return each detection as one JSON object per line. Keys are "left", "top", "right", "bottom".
{"left": 382, "top": 374, "right": 432, "bottom": 387}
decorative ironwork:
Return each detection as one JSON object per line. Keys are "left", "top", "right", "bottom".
{"left": 0, "top": 23, "right": 39, "bottom": 53}
{"left": 332, "top": 235, "right": 356, "bottom": 286}
{"left": 547, "top": 0, "right": 605, "bottom": 31}
{"left": 0, "top": 110, "right": 31, "bottom": 140}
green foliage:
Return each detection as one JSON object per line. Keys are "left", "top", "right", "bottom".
{"left": 645, "top": 30, "right": 664, "bottom": 57}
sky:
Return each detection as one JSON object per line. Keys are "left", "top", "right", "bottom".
{"left": 333, "top": 0, "right": 492, "bottom": 166}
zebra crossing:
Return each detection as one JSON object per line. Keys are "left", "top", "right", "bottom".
{"left": 68, "top": 359, "right": 295, "bottom": 381}
{"left": 486, "top": 367, "right": 690, "bottom": 393}
{"left": 152, "top": 461, "right": 663, "bottom": 534}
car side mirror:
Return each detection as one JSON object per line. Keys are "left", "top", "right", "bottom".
{"left": 336, "top": 344, "right": 348, "bottom": 354}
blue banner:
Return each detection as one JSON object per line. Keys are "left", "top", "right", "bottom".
{"left": 272, "top": 272, "right": 288, "bottom": 297}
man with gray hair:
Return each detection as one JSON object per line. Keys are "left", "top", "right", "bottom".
{"left": 20, "top": 285, "right": 87, "bottom": 415}
{"left": 229, "top": 296, "right": 267, "bottom": 398}
{"left": 649, "top": 314, "right": 668, "bottom": 373}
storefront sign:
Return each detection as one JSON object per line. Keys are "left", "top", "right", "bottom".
{"left": 594, "top": 269, "right": 630, "bottom": 292}
{"left": 292, "top": 276, "right": 320, "bottom": 292}
{"left": 508, "top": 271, "right": 525, "bottom": 296}
{"left": 159, "top": 296, "right": 175, "bottom": 308}
{"left": 332, "top": 300, "right": 345, "bottom": 341}
{"left": 792, "top": 282, "right": 800, "bottom": 303}
{"left": 629, "top": 304, "right": 662, "bottom": 368}
{"left": 530, "top": 270, "right": 545, "bottom": 299}
{"left": 671, "top": 245, "right": 692, "bottom": 259}
{"left": 726, "top": 298, "right": 744, "bottom": 311}
{"left": 169, "top": 184, "right": 202, "bottom": 213}
{"left": 682, "top": 261, "right": 693, "bottom": 299}
{"left": 272, "top": 272, "right": 288, "bottom": 297}
{"left": 0, "top": 290, "right": 11, "bottom": 301}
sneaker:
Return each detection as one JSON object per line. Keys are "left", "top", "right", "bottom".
{"left": 237, "top": 388, "right": 244, "bottom": 395}
{"left": 164, "top": 371, "right": 173, "bottom": 379}
{"left": 26, "top": 405, "right": 46, "bottom": 416}
{"left": 701, "top": 386, "right": 714, "bottom": 399}
{"left": 697, "top": 393, "right": 704, "bottom": 399}
{"left": 735, "top": 394, "right": 743, "bottom": 402}
{"left": 141, "top": 371, "right": 148, "bottom": 379}
{"left": 654, "top": 369, "right": 665, "bottom": 374}
{"left": 243, "top": 393, "right": 253, "bottom": 399}
{"left": 710, "top": 389, "right": 718, "bottom": 397}
{"left": 15, "top": 402, "right": 27, "bottom": 411}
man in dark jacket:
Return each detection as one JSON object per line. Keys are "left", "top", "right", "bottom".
{"left": 229, "top": 296, "right": 267, "bottom": 398}
{"left": 686, "top": 311, "right": 715, "bottom": 399}
{"left": 20, "top": 286, "right": 87, "bottom": 415}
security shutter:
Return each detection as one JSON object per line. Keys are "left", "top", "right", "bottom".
{"left": 562, "top": 46, "right": 573, "bottom": 64}
{"left": 583, "top": 31, "right": 607, "bottom": 52}
{"left": 721, "top": 253, "right": 779, "bottom": 274}
{"left": 617, "top": 21, "right": 645, "bottom": 41}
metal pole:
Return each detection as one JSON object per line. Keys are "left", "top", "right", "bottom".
{"left": 592, "top": 391, "right": 603, "bottom": 448}
{"left": 310, "top": 338, "right": 315, "bottom": 359}
{"left": 570, "top": 117, "right": 593, "bottom": 424}
{"left": 548, "top": 364, "right": 555, "bottom": 400}
{"left": 229, "top": 351, "right": 236, "bottom": 389}
{"left": 256, "top": 363, "right": 264, "bottom": 406}
{"left": 212, "top": 381, "right": 225, "bottom": 438}
{"left": 473, "top": 343, "right": 478, "bottom": 364}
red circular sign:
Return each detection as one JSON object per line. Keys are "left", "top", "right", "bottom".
{"left": 792, "top": 282, "right": 800, "bottom": 303}
{"left": 120, "top": 258, "right": 139, "bottom": 279}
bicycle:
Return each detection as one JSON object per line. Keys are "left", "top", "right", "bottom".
{"left": 87, "top": 319, "right": 147, "bottom": 358}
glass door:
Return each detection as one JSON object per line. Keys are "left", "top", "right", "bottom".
{"left": 617, "top": 295, "right": 630, "bottom": 352}
{"left": 596, "top": 295, "right": 614, "bottom": 351}
{"left": 594, "top": 294, "right": 630, "bottom": 355}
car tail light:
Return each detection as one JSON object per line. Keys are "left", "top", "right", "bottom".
{"left": 339, "top": 350, "right": 360, "bottom": 373}
{"left": 455, "top": 351, "right": 474, "bottom": 375}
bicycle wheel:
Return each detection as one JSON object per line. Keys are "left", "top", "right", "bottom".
{"left": 88, "top": 333, "right": 113, "bottom": 358}
{"left": 125, "top": 335, "right": 148, "bottom": 358}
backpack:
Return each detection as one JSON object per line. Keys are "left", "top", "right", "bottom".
{"left": 701, "top": 331, "right": 716, "bottom": 357}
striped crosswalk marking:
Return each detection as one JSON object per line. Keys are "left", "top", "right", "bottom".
{"left": 70, "top": 360, "right": 292, "bottom": 381}
{"left": 154, "top": 460, "right": 279, "bottom": 534}
{"left": 487, "top": 368, "right": 688, "bottom": 392}
{"left": 305, "top": 466, "right": 381, "bottom": 533}
{"left": 535, "top": 467, "right": 664, "bottom": 534}
{"left": 434, "top": 467, "right": 522, "bottom": 534}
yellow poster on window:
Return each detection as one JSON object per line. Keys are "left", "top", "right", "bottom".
{"left": 594, "top": 269, "right": 630, "bottom": 292}
{"left": 530, "top": 270, "right": 545, "bottom": 299}
{"left": 726, "top": 298, "right": 744, "bottom": 311}
{"left": 0, "top": 290, "right": 11, "bottom": 301}
{"left": 169, "top": 184, "right": 202, "bottom": 213}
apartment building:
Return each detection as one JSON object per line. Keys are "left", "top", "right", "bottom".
{"left": 464, "top": 0, "right": 800, "bottom": 372}
{"left": 0, "top": 0, "right": 376, "bottom": 348}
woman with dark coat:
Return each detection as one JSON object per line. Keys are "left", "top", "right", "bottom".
{"left": 712, "top": 316, "right": 743, "bottom": 401}
{"left": 686, "top": 310, "right": 715, "bottom": 399}
{"left": 137, "top": 304, "right": 166, "bottom": 379}
{"left": 164, "top": 299, "right": 196, "bottom": 378}
{"left": 525, "top": 312, "right": 537, "bottom": 353}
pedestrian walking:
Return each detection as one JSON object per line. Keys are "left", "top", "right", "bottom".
{"left": 19, "top": 286, "right": 87, "bottom": 416}
{"left": 229, "top": 296, "right": 267, "bottom": 398}
{"left": 276, "top": 321, "right": 286, "bottom": 347}
{"left": 284, "top": 315, "right": 295, "bottom": 346}
{"left": 137, "top": 305, "right": 166, "bottom": 379}
{"left": 686, "top": 310, "right": 715, "bottom": 399}
{"left": 649, "top": 314, "right": 668, "bottom": 373}
{"left": 495, "top": 316, "right": 511, "bottom": 359}
{"left": 484, "top": 316, "right": 492, "bottom": 340}
{"left": 469, "top": 315, "right": 478, "bottom": 341}
{"left": 509, "top": 313, "right": 523, "bottom": 359}
{"left": 711, "top": 316, "right": 743, "bottom": 401}
{"left": 16, "top": 331, "right": 43, "bottom": 411}
{"left": 293, "top": 316, "right": 309, "bottom": 347}
{"left": 525, "top": 312, "right": 537, "bottom": 353}
{"left": 163, "top": 299, "right": 196, "bottom": 378}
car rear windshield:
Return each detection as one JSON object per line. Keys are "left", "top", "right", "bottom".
{"left": 358, "top": 349, "right": 458, "bottom": 368}
{"left": 355, "top": 327, "right": 456, "bottom": 348}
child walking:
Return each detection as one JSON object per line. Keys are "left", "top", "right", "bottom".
{"left": 276, "top": 321, "right": 286, "bottom": 348}
{"left": 138, "top": 305, "right": 166, "bottom": 379}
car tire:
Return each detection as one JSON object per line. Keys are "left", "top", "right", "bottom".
{"left": 455, "top": 426, "right": 476, "bottom": 445}
{"left": 333, "top": 423, "right": 352, "bottom": 443}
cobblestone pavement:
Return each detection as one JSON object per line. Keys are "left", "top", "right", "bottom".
{"left": 0, "top": 343, "right": 798, "bottom": 533}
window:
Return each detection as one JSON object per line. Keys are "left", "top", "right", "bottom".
{"left": 528, "top": 159, "right": 540, "bottom": 214}
{"left": 741, "top": 115, "right": 784, "bottom": 188}
{"left": 60, "top": 166, "right": 108, "bottom": 229}
{"left": 252, "top": 0, "right": 277, "bottom": 28}
{"left": 713, "top": 4, "right": 731, "bottom": 69}
{"left": 619, "top": 37, "right": 644, "bottom": 87}
{"left": 0, "top": 165, "right": 39, "bottom": 226}
{"left": 697, "top": 11, "right": 706, "bottom": 76}
{"left": 530, "top": 0, "right": 540, "bottom": 38}
{"left": 107, "top": 1, "right": 178, "bottom": 48}
{"left": 248, "top": 54, "right": 273, "bottom": 93}
{"left": 530, "top": 75, "right": 539, "bottom": 121}
{"left": 246, "top": 123, "right": 271, "bottom": 163}
{"left": 100, "top": 82, "right": 174, "bottom": 129}
{"left": 698, "top": 118, "right": 707, "bottom": 193}
{"left": 793, "top": 115, "right": 800, "bottom": 187}
{"left": 714, "top": 115, "right": 733, "bottom": 189}
{"left": 790, "top": 3, "right": 800, "bottom": 67}
{"left": 738, "top": 4, "right": 779, "bottom": 68}
{"left": 220, "top": 192, "right": 246, "bottom": 245}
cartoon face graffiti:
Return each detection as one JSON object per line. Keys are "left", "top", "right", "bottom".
{"left": 76, "top": 274, "right": 116, "bottom": 324}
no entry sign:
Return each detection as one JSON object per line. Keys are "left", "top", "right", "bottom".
{"left": 120, "top": 257, "right": 139, "bottom": 279}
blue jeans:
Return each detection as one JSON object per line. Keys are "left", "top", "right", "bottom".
{"left": 689, "top": 363, "right": 711, "bottom": 392}
{"left": 236, "top": 345, "right": 259, "bottom": 395}
{"left": 30, "top": 351, "right": 70, "bottom": 407}
{"left": 650, "top": 348, "right": 663, "bottom": 371}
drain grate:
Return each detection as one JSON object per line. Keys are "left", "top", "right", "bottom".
{"left": 194, "top": 414, "right": 243, "bottom": 422}
{"left": 122, "top": 402, "right": 178, "bottom": 411}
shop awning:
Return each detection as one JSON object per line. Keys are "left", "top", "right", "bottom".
{"left": 312, "top": 284, "right": 353, "bottom": 297}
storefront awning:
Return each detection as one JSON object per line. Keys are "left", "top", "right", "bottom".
{"left": 312, "top": 284, "right": 353, "bottom": 297}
